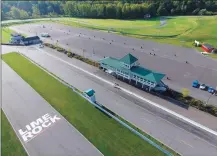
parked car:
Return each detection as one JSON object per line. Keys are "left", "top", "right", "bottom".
{"left": 208, "top": 87, "right": 216, "bottom": 94}
{"left": 113, "top": 83, "right": 120, "bottom": 89}
{"left": 199, "top": 84, "right": 207, "bottom": 90}
{"left": 192, "top": 80, "right": 200, "bottom": 88}
{"left": 152, "top": 84, "right": 167, "bottom": 93}
{"left": 39, "top": 44, "right": 44, "bottom": 48}
{"left": 41, "top": 33, "right": 50, "bottom": 37}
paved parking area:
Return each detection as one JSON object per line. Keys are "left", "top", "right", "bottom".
{"left": 10, "top": 23, "right": 217, "bottom": 105}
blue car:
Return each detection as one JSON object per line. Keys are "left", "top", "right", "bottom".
{"left": 208, "top": 87, "right": 216, "bottom": 94}
{"left": 192, "top": 80, "right": 200, "bottom": 88}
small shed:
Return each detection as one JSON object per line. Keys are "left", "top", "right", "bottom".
{"left": 84, "top": 89, "right": 96, "bottom": 103}
{"left": 84, "top": 89, "right": 95, "bottom": 97}
{"left": 201, "top": 43, "right": 214, "bottom": 53}
{"left": 20, "top": 36, "right": 41, "bottom": 45}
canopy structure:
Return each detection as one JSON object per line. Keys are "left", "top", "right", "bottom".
{"left": 84, "top": 89, "right": 95, "bottom": 97}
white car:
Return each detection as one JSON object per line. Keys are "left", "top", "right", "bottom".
{"left": 201, "top": 52, "right": 211, "bottom": 55}
{"left": 113, "top": 83, "right": 120, "bottom": 89}
{"left": 41, "top": 33, "right": 50, "bottom": 37}
{"left": 39, "top": 44, "right": 44, "bottom": 48}
{"left": 199, "top": 84, "right": 207, "bottom": 90}
{"left": 152, "top": 86, "right": 167, "bottom": 92}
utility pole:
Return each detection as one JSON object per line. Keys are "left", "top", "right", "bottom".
{"left": 83, "top": 49, "right": 84, "bottom": 57}
{"left": 206, "top": 93, "right": 214, "bottom": 105}
{"left": 216, "top": 86, "right": 217, "bottom": 95}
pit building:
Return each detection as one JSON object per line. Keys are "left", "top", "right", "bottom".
{"left": 98, "top": 53, "right": 168, "bottom": 92}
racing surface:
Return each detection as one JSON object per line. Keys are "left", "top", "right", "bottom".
{"left": 4, "top": 45, "right": 217, "bottom": 156}
{"left": 10, "top": 23, "right": 217, "bottom": 106}
{"left": 2, "top": 60, "right": 103, "bottom": 156}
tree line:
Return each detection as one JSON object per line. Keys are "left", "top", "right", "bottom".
{"left": 2, "top": 0, "right": 217, "bottom": 20}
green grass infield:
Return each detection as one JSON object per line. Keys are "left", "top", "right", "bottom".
{"left": 1, "top": 109, "right": 28, "bottom": 156}
{"left": 1, "top": 27, "right": 15, "bottom": 43}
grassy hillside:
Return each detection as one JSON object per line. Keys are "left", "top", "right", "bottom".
{"left": 55, "top": 16, "right": 217, "bottom": 58}
{"left": 2, "top": 16, "right": 216, "bottom": 58}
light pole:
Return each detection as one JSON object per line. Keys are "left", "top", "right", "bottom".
{"left": 205, "top": 93, "right": 214, "bottom": 105}
{"left": 82, "top": 49, "right": 84, "bottom": 57}
{"left": 92, "top": 47, "right": 95, "bottom": 58}
{"left": 216, "top": 86, "right": 217, "bottom": 95}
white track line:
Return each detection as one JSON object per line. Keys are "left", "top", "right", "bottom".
{"left": 35, "top": 47, "right": 217, "bottom": 137}
{"left": 142, "top": 118, "right": 152, "bottom": 123}
{"left": 180, "top": 140, "right": 194, "bottom": 148}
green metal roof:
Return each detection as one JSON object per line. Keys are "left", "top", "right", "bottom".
{"left": 99, "top": 57, "right": 129, "bottom": 73}
{"left": 99, "top": 57, "right": 165, "bottom": 83}
{"left": 84, "top": 89, "right": 95, "bottom": 97}
{"left": 120, "top": 53, "right": 138, "bottom": 65}
{"left": 131, "top": 66, "right": 152, "bottom": 77}
{"left": 131, "top": 66, "right": 165, "bottom": 83}
{"left": 143, "top": 73, "right": 165, "bottom": 83}
{"left": 99, "top": 57, "right": 120, "bottom": 68}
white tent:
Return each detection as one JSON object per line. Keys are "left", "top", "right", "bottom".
{"left": 194, "top": 40, "right": 200, "bottom": 46}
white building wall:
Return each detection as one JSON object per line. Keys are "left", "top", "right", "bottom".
{"left": 106, "top": 64, "right": 158, "bottom": 88}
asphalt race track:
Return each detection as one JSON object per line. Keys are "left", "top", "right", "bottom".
{"left": 4, "top": 45, "right": 217, "bottom": 156}
{"left": 2, "top": 61, "right": 103, "bottom": 156}
{"left": 10, "top": 23, "right": 217, "bottom": 106}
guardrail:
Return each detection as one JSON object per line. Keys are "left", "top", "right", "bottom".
{"left": 18, "top": 52, "right": 173, "bottom": 156}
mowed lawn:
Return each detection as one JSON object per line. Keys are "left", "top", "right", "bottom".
{"left": 2, "top": 52, "right": 172, "bottom": 156}
{"left": 122, "top": 17, "right": 195, "bottom": 36}
{"left": 1, "top": 110, "right": 27, "bottom": 156}
{"left": 158, "top": 16, "right": 217, "bottom": 48}
{"left": 57, "top": 17, "right": 194, "bottom": 37}
{"left": 58, "top": 17, "right": 159, "bottom": 28}
{"left": 56, "top": 16, "right": 217, "bottom": 58}
{"left": 1, "top": 27, "right": 14, "bottom": 43}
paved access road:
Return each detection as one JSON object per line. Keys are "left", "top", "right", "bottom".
{"left": 2, "top": 60, "right": 103, "bottom": 156}
{"left": 5, "top": 45, "right": 217, "bottom": 156}
{"left": 10, "top": 23, "right": 217, "bottom": 106}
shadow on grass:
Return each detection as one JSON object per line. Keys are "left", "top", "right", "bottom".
{"left": 94, "top": 103, "right": 116, "bottom": 118}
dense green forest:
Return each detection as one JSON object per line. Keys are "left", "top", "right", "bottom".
{"left": 2, "top": 0, "right": 217, "bottom": 20}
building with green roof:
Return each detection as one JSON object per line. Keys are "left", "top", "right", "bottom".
{"left": 98, "top": 53, "right": 167, "bottom": 91}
